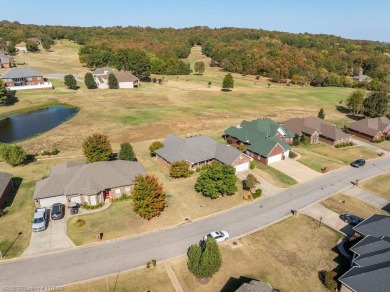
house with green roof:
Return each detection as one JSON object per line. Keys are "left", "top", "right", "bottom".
{"left": 224, "top": 118, "right": 293, "bottom": 165}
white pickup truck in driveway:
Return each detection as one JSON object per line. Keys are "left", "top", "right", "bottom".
{"left": 32, "top": 208, "right": 47, "bottom": 232}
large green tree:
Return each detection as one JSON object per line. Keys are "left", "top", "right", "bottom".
{"left": 363, "top": 91, "right": 389, "bottom": 117}
{"left": 108, "top": 73, "right": 119, "bottom": 89}
{"left": 0, "top": 144, "right": 27, "bottom": 167}
{"left": 194, "top": 61, "right": 205, "bottom": 75}
{"left": 132, "top": 174, "right": 165, "bottom": 220}
{"left": 346, "top": 89, "right": 365, "bottom": 115}
{"left": 64, "top": 74, "right": 77, "bottom": 89}
{"left": 118, "top": 142, "right": 136, "bottom": 161}
{"left": 222, "top": 73, "right": 234, "bottom": 90}
{"left": 82, "top": 133, "right": 112, "bottom": 162}
{"left": 195, "top": 162, "right": 237, "bottom": 199}
{"left": 7, "top": 42, "right": 16, "bottom": 55}
{"left": 84, "top": 72, "right": 97, "bottom": 89}
{"left": 26, "top": 41, "right": 38, "bottom": 52}
{"left": 0, "top": 80, "right": 8, "bottom": 105}
{"left": 169, "top": 160, "right": 191, "bottom": 178}
{"left": 187, "top": 237, "right": 222, "bottom": 280}
{"left": 113, "top": 49, "right": 150, "bottom": 78}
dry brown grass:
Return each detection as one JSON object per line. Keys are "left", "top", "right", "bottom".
{"left": 321, "top": 193, "right": 389, "bottom": 218}
{"left": 360, "top": 174, "right": 390, "bottom": 201}
{"left": 171, "top": 215, "right": 342, "bottom": 292}
{"left": 64, "top": 264, "right": 174, "bottom": 292}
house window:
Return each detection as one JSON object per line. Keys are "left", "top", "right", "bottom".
{"left": 125, "top": 187, "right": 131, "bottom": 194}
{"left": 115, "top": 188, "right": 121, "bottom": 197}
{"left": 27, "top": 77, "right": 32, "bottom": 81}
{"left": 36, "top": 77, "right": 42, "bottom": 80}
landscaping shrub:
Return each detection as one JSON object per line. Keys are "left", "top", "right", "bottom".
{"left": 196, "top": 167, "right": 201, "bottom": 173}
{"left": 289, "top": 151, "right": 297, "bottom": 158}
{"left": 146, "top": 259, "right": 156, "bottom": 268}
{"left": 112, "top": 194, "right": 131, "bottom": 202}
{"left": 169, "top": 160, "right": 191, "bottom": 178}
{"left": 250, "top": 161, "right": 256, "bottom": 169}
{"left": 252, "top": 188, "right": 262, "bottom": 199}
{"left": 201, "top": 165, "right": 208, "bottom": 171}
{"left": 243, "top": 194, "right": 249, "bottom": 200}
{"left": 76, "top": 219, "right": 85, "bottom": 227}
{"left": 226, "top": 136, "right": 233, "bottom": 144}
{"left": 149, "top": 141, "right": 164, "bottom": 156}
{"left": 237, "top": 144, "right": 247, "bottom": 151}
{"left": 323, "top": 270, "right": 338, "bottom": 291}
{"left": 386, "top": 136, "right": 390, "bottom": 141}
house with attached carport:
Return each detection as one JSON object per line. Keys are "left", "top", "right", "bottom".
{"left": 347, "top": 117, "right": 390, "bottom": 142}
{"left": 155, "top": 134, "right": 251, "bottom": 172}
{"left": 224, "top": 118, "right": 293, "bottom": 165}
{"left": 339, "top": 214, "right": 390, "bottom": 292}
{"left": 33, "top": 160, "right": 146, "bottom": 208}
{"left": 0, "top": 172, "right": 13, "bottom": 211}
{"left": 283, "top": 117, "right": 350, "bottom": 146}
{"left": 93, "top": 67, "right": 139, "bottom": 89}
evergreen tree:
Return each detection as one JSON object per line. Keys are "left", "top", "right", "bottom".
{"left": 149, "top": 141, "right": 164, "bottom": 156}
{"left": 318, "top": 108, "right": 325, "bottom": 119}
{"left": 132, "top": 174, "right": 165, "bottom": 220}
{"left": 363, "top": 91, "right": 389, "bottom": 117}
{"left": 187, "top": 238, "right": 222, "bottom": 280}
{"left": 84, "top": 72, "right": 97, "bottom": 89}
{"left": 108, "top": 73, "right": 119, "bottom": 89}
{"left": 195, "top": 162, "right": 237, "bottom": 198}
{"left": 64, "top": 74, "right": 77, "bottom": 89}
{"left": 222, "top": 73, "right": 234, "bottom": 90}
{"left": 169, "top": 160, "right": 191, "bottom": 178}
{"left": 118, "top": 142, "right": 136, "bottom": 161}
{"left": 82, "top": 133, "right": 112, "bottom": 162}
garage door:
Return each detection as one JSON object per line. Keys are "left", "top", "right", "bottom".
{"left": 234, "top": 162, "right": 249, "bottom": 172}
{"left": 267, "top": 153, "right": 283, "bottom": 164}
{"left": 39, "top": 195, "right": 67, "bottom": 208}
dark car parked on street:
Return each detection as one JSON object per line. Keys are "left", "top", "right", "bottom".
{"left": 340, "top": 214, "right": 364, "bottom": 225}
{"left": 350, "top": 159, "right": 365, "bottom": 168}
{"left": 51, "top": 203, "right": 65, "bottom": 220}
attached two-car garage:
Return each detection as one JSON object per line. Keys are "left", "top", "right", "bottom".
{"left": 37, "top": 195, "right": 67, "bottom": 208}
{"left": 234, "top": 162, "right": 250, "bottom": 172}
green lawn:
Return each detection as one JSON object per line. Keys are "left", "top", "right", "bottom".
{"left": 295, "top": 143, "right": 378, "bottom": 172}
{"left": 253, "top": 161, "right": 297, "bottom": 188}
{"left": 360, "top": 174, "right": 390, "bottom": 201}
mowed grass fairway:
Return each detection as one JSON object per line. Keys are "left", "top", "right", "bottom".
{"left": 321, "top": 193, "right": 389, "bottom": 219}
{"left": 65, "top": 215, "right": 342, "bottom": 292}
{"left": 360, "top": 174, "right": 390, "bottom": 201}
{"left": 294, "top": 144, "right": 378, "bottom": 172}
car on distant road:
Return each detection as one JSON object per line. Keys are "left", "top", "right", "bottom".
{"left": 204, "top": 231, "right": 230, "bottom": 243}
{"left": 32, "top": 208, "right": 47, "bottom": 232}
{"left": 350, "top": 159, "right": 365, "bottom": 168}
{"left": 51, "top": 203, "right": 65, "bottom": 220}
{"left": 340, "top": 214, "right": 364, "bottom": 225}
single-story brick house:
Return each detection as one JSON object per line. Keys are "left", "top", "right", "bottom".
{"left": 283, "top": 117, "right": 350, "bottom": 146}
{"left": 0, "top": 52, "right": 13, "bottom": 68}
{"left": 224, "top": 118, "right": 293, "bottom": 165}
{"left": 33, "top": 160, "right": 146, "bottom": 208}
{"left": 0, "top": 172, "right": 13, "bottom": 211}
{"left": 0, "top": 68, "right": 53, "bottom": 91}
{"left": 93, "top": 67, "right": 139, "bottom": 89}
{"left": 155, "top": 135, "right": 251, "bottom": 172}
{"left": 347, "top": 117, "right": 390, "bottom": 142}
{"left": 15, "top": 42, "right": 27, "bottom": 53}
{"left": 339, "top": 214, "right": 390, "bottom": 292}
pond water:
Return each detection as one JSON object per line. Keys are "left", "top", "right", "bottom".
{"left": 0, "top": 106, "right": 78, "bottom": 143}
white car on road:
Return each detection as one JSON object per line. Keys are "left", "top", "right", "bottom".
{"left": 204, "top": 231, "right": 230, "bottom": 243}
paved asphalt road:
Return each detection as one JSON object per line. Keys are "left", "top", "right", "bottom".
{"left": 0, "top": 157, "right": 389, "bottom": 287}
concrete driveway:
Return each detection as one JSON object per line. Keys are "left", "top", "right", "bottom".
{"left": 271, "top": 158, "right": 321, "bottom": 183}
{"left": 236, "top": 169, "right": 282, "bottom": 196}
{"left": 22, "top": 209, "right": 75, "bottom": 257}
{"left": 301, "top": 203, "right": 354, "bottom": 236}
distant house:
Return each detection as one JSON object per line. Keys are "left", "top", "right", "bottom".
{"left": 0, "top": 52, "right": 13, "bottom": 68}
{"left": 93, "top": 67, "right": 139, "bottom": 89}
{"left": 339, "top": 214, "right": 390, "bottom": 292}
{"left": 224, "top": 118, "right": 293, "bottom": 165}
{"left": 0, "top": 68, "right": 53, "bottom": 91}
{"left": 347, "top": 117, "right": 390, "bottom": 142}
{"left": 353, "top": 75, "right": 372, "bottom": 83}
{"left": 15, "top": 42, "right": 27, "bottom": 53}
{"left": 283, "top": 117, "right": 350, "bottom": 146}
{"left": 27, "top": 37, "right": 41, "bottom": 45}
{"left": 33, "top": 161, "right": 146, "bottom": 207}
{"left": 155, "top": 135, "right": 251, "bottom": 172}
{"left": 0, "top": 172, "right": 13, "bottom": 211}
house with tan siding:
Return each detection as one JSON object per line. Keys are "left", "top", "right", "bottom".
{"left": 93, "top": 67, "right": 139, "bottom": 89}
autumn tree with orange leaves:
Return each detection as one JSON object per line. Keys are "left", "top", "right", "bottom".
{"left": 132, "top": 175, "right": 166, "bottom": 220}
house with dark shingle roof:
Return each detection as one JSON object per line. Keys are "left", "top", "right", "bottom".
{"left": 339, "top": 214, "right": 390, "bottom": 292}
{"left": 283, "top": 117, "right": 350, "bottom": 146}
{"left": 0, "top": 172, "right": 13, "bottom": 211}
{"left": 224, "top": 118, "right": 293, "bottom": 165}
{"left": 235, "top": 280, "right": 276, "bottom": 292}
{"left": 0, "top": 51, "right": 13, "bottom": 68}
{"left": 347, "top": 117, "right": 390, "bottom": 142}
{"left": 33, "top": 160, "right": 146, "bottom": 207}
{"left": 93, "top": 67, "right": 139, "bottom": 89}
{"left": 155, "top": 135, "right": 251, "bottom": 172}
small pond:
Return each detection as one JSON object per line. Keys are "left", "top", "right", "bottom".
{"left": 0, "top": 106, "right": 79, "bottom": 143}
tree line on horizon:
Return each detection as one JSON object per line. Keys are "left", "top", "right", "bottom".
{"left": 1, "top": 20, "right": 390, "bottom": 88}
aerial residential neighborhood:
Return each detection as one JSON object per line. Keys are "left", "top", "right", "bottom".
{"left": 0, "top": 3, "right": 390, "bottom": 292}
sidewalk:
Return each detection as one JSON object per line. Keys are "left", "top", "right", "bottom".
{"left": 342, "top": 186, "right": 388, "bottom": 209}
{"left": 163, "top": 261, "right": 184, "bottom": 292}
